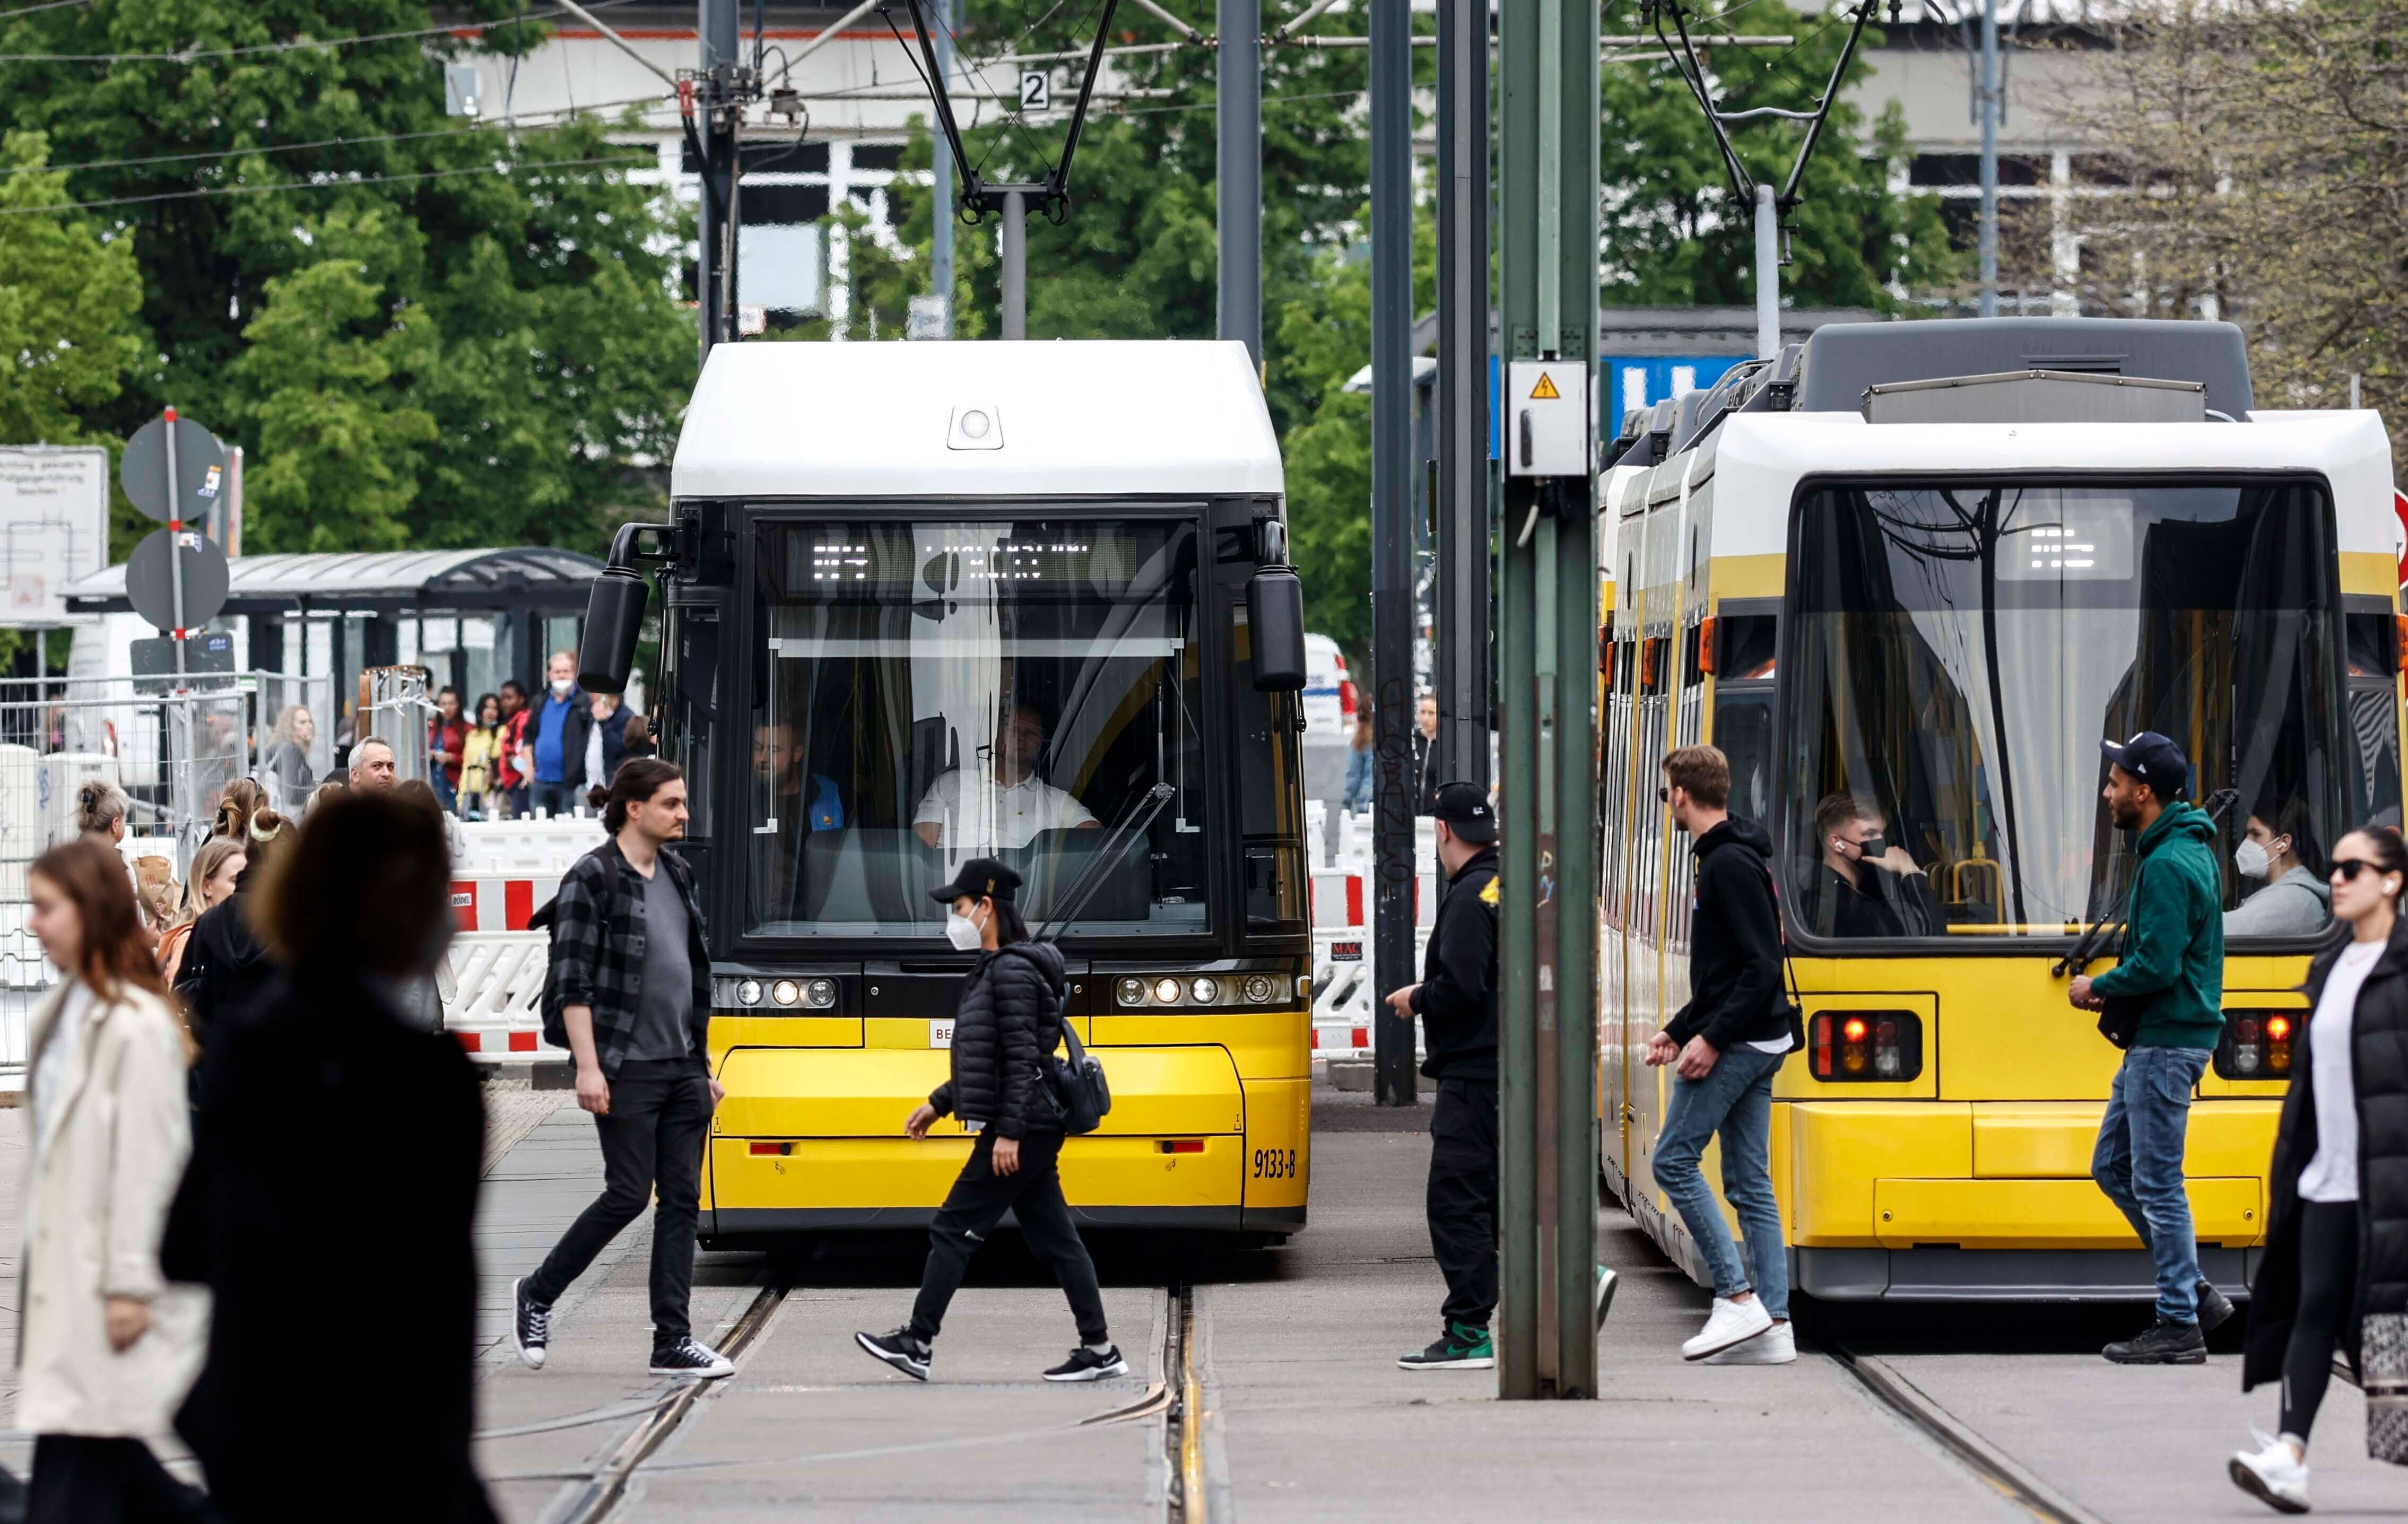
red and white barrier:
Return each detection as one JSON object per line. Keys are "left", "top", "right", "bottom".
{"left": 1309, "top": 926, "right": 1428, "bottom": 1064}
{"left": 449, "top": 877, "right": 549, "bottom": 933}
{"left": 1308, "top": 870, "right": 1439, "bottom": 930}
{"left": 441, "top": 930, "right": 565, "bottom": 1063}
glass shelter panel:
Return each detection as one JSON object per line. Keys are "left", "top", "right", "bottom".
{"left": 1781, "top": 480, "right": 2346, "bottom": 944}
{"left": 750, "top": 518, "right": 1208, "bottom": 938}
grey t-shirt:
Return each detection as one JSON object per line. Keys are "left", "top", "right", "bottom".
{"left": 625, "top": 865, "right": 696, "bottom": 1062}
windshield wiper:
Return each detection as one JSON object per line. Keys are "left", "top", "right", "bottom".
{"left": 1032, "top": 783, "right": 1176, "bottom": 942}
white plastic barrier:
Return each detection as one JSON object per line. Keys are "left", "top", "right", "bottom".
{"left": 441, "top": 931, "right": 566, "bottom": 1063}
{"left": 1309, "top": 926, "right": 1428, "bottom": 1062}
{"left": 446, "top": 817, "right": 606, "bottom": 933}
{"left": 1308, "top": 869, "right": 1439, "bottom": 930}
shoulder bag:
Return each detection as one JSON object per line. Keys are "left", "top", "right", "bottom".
{"left": 2367, "top": 1313, "right": 2408, "bottom": 1464}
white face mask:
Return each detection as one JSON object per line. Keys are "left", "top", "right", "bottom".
{"left": 945, "top": 908, "right": 985, "bottom": 951}
{"left": 550, "top": 677, "right": 574, "bottom": 697}
{"left": 2235, "top": 840, "right": 2272, "bottom": 879}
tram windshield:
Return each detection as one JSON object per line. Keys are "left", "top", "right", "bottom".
{"left": 747, "top": 517, "right": 1209, "bottom": 938}
{"left": 1779, "top": 478, "right": 2346, "bottom": 943}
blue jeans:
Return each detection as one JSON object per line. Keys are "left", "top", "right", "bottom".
{"left": 1651, "top": 1043, "right": 1788, "bottom": 1319}
{"left": 432, "top": 772, "right": 459, "bottom": 814}
{"left": 2091, "top": 1044, "right": 2212, "bottom": 1323}
{"left": 532, "top": 779, "right": 581, "bottom": 817}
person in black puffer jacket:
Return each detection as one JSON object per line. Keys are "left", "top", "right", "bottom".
{"left": 2230, "top": 825, "right": 2408, "bottom": 1511}
{"left": 855, "top": 858, "right": 1127, "bottom": 1386}
{"left": 173, "top": 810, "right": 293, "bottom": 1098}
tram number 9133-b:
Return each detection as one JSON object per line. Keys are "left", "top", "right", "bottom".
{"left": 1251, "top": 1148, "right": 1299, "bottom": 1181}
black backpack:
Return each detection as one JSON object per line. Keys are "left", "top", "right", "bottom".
{"left": 999, "top": 945, "right": 1112, "bottom": 1135}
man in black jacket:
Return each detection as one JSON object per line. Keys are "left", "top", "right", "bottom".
{"left": 1646, "top": 745, "right": 1799, "bottom": 1366}
{"left": 1385, "top": 781, "right": 1501, "bottom": 1370}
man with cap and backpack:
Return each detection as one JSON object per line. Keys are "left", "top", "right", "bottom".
{"left": 1387, "top": 781, "right": 1505, "bottom": 1370}
{"left": 2071, "top": 730, "right": 2237, "bottom": 1364}
{"left": 855, "top": 858, "right": 1127, "bottom": 1384}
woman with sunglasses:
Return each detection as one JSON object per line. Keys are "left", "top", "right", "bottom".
{"left": 2232, "top": 824, "right": 2408, "bottom": 1511}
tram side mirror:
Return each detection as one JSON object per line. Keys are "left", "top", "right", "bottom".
{"left": 579, "top": 568, "right": 648, "bottom": 695}
{"left": 1247, "top": 565, "right": 1308, "bottom": 693}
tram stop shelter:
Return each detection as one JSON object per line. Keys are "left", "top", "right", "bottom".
{"left": 59, "top": 546, "right": 606, "bottom": 737}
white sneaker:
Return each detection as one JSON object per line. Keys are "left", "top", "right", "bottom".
{"left": 1681, "top": 1295, "right": 1774, "bottom": 1361}
{"left": 1704, "top": 1320, "right": 1796, "bottom": 1365}
{"left": 2228, "top": 1429, "right": 2310, "bottom": 1514}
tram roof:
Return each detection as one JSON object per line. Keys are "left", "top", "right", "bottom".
{"left": 672, "top": 339, "right": 1285, "bottom": 501}
{"left": 1696, "top": 409, "right": 2399, "bottom": 559}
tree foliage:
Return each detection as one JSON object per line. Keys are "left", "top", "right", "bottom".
{"left": 0, "top": 133, "right": 146, "bottom": 451}
{"left": 2007, "top": 0, "right": 2408, "bottom": 412}
{"left": 0, "top": 0, "right": 694, "bottom": 554}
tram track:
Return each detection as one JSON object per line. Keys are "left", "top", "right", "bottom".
{"left": 1822, "top": 1339, "right": 2114, "bottom": 1524}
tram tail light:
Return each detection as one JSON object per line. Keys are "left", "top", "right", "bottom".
{"left": 749, "top": 1142, "right": 794, "bottom": 1155}
{"left": 2215, "top": 1009, "right": 2297, "bottom": 1080}
{"left": 1158, "top": 1139, "right": 1206, "bottom": 1154}
{"left": 1808, "top": 1011, "right": 1923, "bottom": 1083}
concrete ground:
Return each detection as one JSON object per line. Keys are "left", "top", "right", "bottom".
{"left": 11, "top": 1078, "right": 2408, "bottom": 1519}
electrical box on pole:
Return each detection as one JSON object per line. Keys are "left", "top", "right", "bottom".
{"left": 1497, "top": 0, "right": 1600, "bottom": 1401}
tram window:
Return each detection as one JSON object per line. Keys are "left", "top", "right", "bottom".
{"left": 1781, "top": 480, "right": 2346, "bottom": 944}
{"left": 1714, "top": 686, "right": 1774, "bottom": 824}
{"left": 2349, "top": 681, "right": 2403, "bottom": 829}
{"left": 1716, "top": 614, "right": 1777, "bottom": 681}
{"left": 743, "top": 519, "right": 1209, "bottom": 938}
{"left": 2346, "top": 613, "right": 2395, "bottom": 677}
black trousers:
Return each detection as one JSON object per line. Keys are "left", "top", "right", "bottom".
{"left": 2282, "top": 1199, "right": 2360, "bottom": 1439}
{"left": 28, "top": 1435, "right": 213, "bottom": 1524}
{"left": 909, "top": 1128, "right": 1110, "bottom": 1347}
{"left": 528, "top": 1057, "right": 712, "bottom": 1346}
{"left": 1428, "top": 1076, "right": 1501, "bottom": 1329}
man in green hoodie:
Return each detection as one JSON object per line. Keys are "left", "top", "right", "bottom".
{"left": 2070, "top": 731, "right": 2235, "bottom": 1365}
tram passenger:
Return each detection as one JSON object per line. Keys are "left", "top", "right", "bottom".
{"left": 751, "top": 716, "right": 848, "bottom": 920}
{"left": 2068, "top": 731, "right": 2235, "bottom": 1364}
{"left": 1811, "top": 793, "right": 1944, "bottom": 938}
{"left": 913, "top": 702, "right": 1098, "bottom": 851}
{"left": 2224, "top": 800, "right": 2331, "bottom": 938}
{"left": 1386, "top": 782, "right": 1503, "bottom": 1371}
{"left": 855, "top": 858, "right": 1128, "bottom": 1384}
{"left": 1646, "top": 744, "right": 1800, "bottom": 1365}
{"left": 2230, "top": 825, "right": 2408, "bottom": 1513}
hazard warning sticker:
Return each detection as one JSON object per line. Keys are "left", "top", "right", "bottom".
{"left": 1528, "top": 371, "right": 1561, "bottom": 400}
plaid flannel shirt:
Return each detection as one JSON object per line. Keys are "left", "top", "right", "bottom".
{"left": 541, "top": 839, "right": 712, "bottom": 1075}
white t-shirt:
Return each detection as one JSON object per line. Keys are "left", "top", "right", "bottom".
{"left": 1748, "top": 1031, "right": 1795, "bottom": 1056}
{"left": 913, "top": 769, "right": 1097, "bottom": 852}
{"left": 2300, "top": 938, "right": 2386, "bottom": 1204}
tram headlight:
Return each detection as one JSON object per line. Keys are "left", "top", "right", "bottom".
{"left": 1190, "top": 977, "right": 1221, "bottom": 1005}
{"left": 1808, "top": 1010, "right": 1922, "bottom": 1083}
{"left": 1244, "top": 974, "right": 1276, "bottom": 1004}
{"left": 735, "top": 979, "right": 763, "bottom": 1007}
{"left": 771, "top": 979, "right": 802, "bottom": 1007}
{"left": 1153, "top": 977, "right": 1184, "bottom": 1005}
{"left": 801, "top": 978, "right": 837, "bottom": 1009}
{"left": 1118, "top": 977, "right": 1148, "bottom": 1007}
{"left": 2215, "top": 1008, "right": 2296, "bottom": 1081}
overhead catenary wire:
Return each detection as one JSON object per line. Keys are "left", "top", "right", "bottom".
{"left": 0, "top": 0, "right": 638, "bottom": 65}
{"left": 0, "top": 0, "right": 93, "bottom": 20}
{"left": 0, "top": 151, "right": 655, "bottom": 218}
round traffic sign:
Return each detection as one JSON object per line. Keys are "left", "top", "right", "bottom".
{"left": 120, "top": 415, "right": 228, "bottom": 525}
{"left": 126, "top": 527, "right": 230, "bottom": 632}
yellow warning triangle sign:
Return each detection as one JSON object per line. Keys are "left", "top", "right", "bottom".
{"left": 1529, "top": 372, "right": 1560, "bottom": 400}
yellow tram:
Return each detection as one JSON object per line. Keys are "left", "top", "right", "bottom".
{"left": 584, "top": 339, "right": 1315, "bottom": 1244}
{"left": 1598, "top": 319, "right": 2403, "bottom": 1300}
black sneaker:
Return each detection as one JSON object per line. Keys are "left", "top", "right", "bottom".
{"left": 512, "top": 1276, "right": 550, "bottom": 1371}
{"left": 855, "top": 1327, "right": 932, "bottom": 1382}
{"left": 649, "top": 1337, "right": 735, "bottom": 1379}
{"left": 1044, "top": 1345, "right": 1131, "bottom": 1382}
{"left": 2103, "top": 1318, "right": 2206, "bottom": 1365}
{"left": 1397, "top": 1321, "right": 1495, "bottom": 1371}
{"left": 2197, "top": 1280, "right": 2237, "bottom": 1335}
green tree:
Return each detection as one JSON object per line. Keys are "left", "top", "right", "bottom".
{"left": 0, "top": 132, "right": 146, "bottom": 450}
{"left": 0, "top": 1, "right": 694, "bottom": 552}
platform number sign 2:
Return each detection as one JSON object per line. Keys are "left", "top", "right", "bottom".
{"left": 1019, "top": 71, "right": 1050, "bottom": 112}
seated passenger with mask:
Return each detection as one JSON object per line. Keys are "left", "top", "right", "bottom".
{"left": 1811, "top": 792, "right": 1944, "bottom": 938}
{"left": 914, "top": 702, "right": 1098, "bottom": 853}
{"left": 2223, "top": 800, "right": 2329, "bottom": 937}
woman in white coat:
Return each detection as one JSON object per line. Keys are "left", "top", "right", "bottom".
{"left": 19, "top": 834, "right": 209, "bottom": 1522}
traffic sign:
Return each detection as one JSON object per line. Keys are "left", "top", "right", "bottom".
{"left": 125, "top": 527, "right": 229, "bottom": 632}
{"left": 120, "top": 414, "right": 227, "bottom": 525}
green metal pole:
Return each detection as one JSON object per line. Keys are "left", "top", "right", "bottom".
{"left": 1497, "top": 0, "right": 1598, "bottom": 1401}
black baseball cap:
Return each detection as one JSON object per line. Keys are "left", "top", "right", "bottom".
{"left": 2101, "top": 731, "right": 2190, "bottom": 800}
{"left": 1431, "top": 781, "right": 1497, "bottom": 843}
{"left": 929, "top": 857, "right": 1022, "bottom": 904}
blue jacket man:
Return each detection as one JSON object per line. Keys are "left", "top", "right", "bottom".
{"left": 530, "top": 651, "right": 593, "bottom": 817}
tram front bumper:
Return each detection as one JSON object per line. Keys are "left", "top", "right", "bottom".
{"left": 702, "top": 1041, "right": 1308, "bottom": 1235}
{"left": 1781, "top": 1100, "right": 2279, "bottom": 1300}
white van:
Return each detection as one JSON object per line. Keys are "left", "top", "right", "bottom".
{"left": 1301, "top": 633, "right": 1356, "bottom": 746}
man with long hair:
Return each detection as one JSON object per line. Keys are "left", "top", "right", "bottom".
{"left": 515, "top": 759, "right": 731, "bottom": 1380}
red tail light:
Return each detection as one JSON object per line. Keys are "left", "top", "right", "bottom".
{"left": 750, "top": 1141, "right": 794, "bottom": 1155}
{"left": 2217, "top": 1011, "right": 2297, "bottom": 1079}
{"left": 1157, "top": 1139, "right": 1206, "bottom": 1154}
{"left": 1809, "top": 1011, "right": 1923, "bottom": 1082}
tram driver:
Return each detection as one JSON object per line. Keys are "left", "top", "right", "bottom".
{"left": 914, "top": 702, "right": 1099, "bottom": 853}
{"left": 1811, "top": 792, "right": 1944, "bottom": 938}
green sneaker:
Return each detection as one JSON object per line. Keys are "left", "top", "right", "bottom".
{"left": 1398, "top": 1320, "right": 1495, "bottom": 1371}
